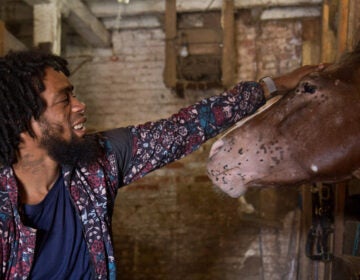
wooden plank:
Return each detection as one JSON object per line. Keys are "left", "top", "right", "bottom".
{"left": 163, "top": 0, "right": 177, "bottom": 88}
{"left": 221, "top": 0, "right": 235, "bottom": 88}
{"left": 181, "top": 29, "right": 222, "bottom": 44}
{"left": 261, "top": 7, "right": 320, "bottom": 20}
{"left": 321, "top": 0, "right": 337, "bottom": 63}
{"left": 337, "top": 0, "right": 349, "bottom": 57}
{"left": 346, "top": 0, "right": 356, "bottom": 49}
{"left": 321, "top": 0, "right": 330, "bottom": 62}
{"left": 188, "top": 43, "right": 222, "bottom": 55}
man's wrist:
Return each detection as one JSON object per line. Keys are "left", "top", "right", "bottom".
{"left": 259, "top": 76, "right": 277, "bottom": 99}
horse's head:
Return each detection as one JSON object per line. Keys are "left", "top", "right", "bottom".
{"left": 207, "top": 45, "right": 360, "bottom": 197}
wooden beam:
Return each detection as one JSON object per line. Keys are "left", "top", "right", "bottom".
{"left": 23, "top": 0, "right": 51, "bottom": 4}
{"left": 234, "top": 0, "right": 322, "bottom": 7}
{"left": 24, "top": 0, "right": 51, "bottom": 3}
{"left": 65, "top": 0, "right": 111, "bottom": 48}
{"left": 33, "top": 1, "right": 62, "bottom": 54}
{"left": 221, "top": 0, "right": 235, "bottom": 88}
{"left": 0, "top": 21, "right": 27, "bottom": 56}
{"left": 24, "top": 0, "right": 111, "bottom": 49}
{"left": 102, "top": 15, "right": 161, "bottom": 30}
{"left": 88, "top": 0, "right": 322, "bottom": 18}
{"left": 260, "top": 7, "right": 320, "bottom": 20}
{"left": 163, "top": 0, "right": 177, "bottom": 88}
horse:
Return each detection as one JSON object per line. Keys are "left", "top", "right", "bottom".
{"left": 207, "top": 43, "right": 360, "bottom": 198}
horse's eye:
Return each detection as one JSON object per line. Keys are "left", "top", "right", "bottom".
{"left": 303, "top": 82, "right": 317, "bottom": 94}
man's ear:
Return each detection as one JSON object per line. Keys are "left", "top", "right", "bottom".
{"left": 29, "top": 117, "right": 42, "bottom": 138}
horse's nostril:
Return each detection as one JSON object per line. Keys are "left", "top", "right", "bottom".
{"left": 209, "top": 139, "right": 225, "bottom": 158}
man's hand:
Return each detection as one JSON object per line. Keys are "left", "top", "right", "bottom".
{"left": 273, "top": 64, "right": 327, "bottom": 95}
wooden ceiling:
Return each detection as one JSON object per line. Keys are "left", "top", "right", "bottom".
{"left": 0, "top": 0, "right": 323, "bottom": 52}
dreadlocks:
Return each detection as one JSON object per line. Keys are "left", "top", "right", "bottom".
{"left": 0, "top": 50, "right": 70, "bottom": 166}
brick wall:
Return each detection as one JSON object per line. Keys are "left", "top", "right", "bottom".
{"left": 67, "top": 12, "right": 310, "bottom": 280}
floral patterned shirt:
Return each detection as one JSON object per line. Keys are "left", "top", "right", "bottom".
{"left": 0, "top": 82, "right": 265, "bottom": 279}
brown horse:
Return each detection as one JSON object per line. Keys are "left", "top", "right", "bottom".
{"left": 207, "top": 44, "right": 360, "bottom": 197}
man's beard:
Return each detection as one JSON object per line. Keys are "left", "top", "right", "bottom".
{"left": 39, "top": 126, "right": 101, "bottom": 166}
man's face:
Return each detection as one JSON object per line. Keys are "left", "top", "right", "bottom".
{"left": 38, "top": 67, "right": 87, "bottom": 142}
{"left": 33, "top": 67, "right": 99, "bottom": 165}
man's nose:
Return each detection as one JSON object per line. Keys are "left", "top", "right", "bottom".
{"left": 71, "top": 96, "right": 86, "bottom": 113}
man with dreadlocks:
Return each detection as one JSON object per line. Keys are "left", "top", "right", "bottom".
{"left": 0, "top": 50, "right": 320, "bottom": 279}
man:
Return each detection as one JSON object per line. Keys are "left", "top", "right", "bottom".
{"left": 0, "top": 50, "right": 320, "bottom": 279}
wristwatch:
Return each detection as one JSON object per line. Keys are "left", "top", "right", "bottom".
{"left": 259, "top": 76, "right": 277, "bottom": 96}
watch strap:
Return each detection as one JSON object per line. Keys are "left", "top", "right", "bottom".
{"left": 259, "top": 76, "right": 277, "bottom": 94}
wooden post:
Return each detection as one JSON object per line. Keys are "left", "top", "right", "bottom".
{"left": 163, "top": 0, "right": 177, "bottom": 88}
{"left": 337, "top": 0, "right": 349, "bottom": 57}
{"left": 321, "top": 0, "right": 337, "bottom": 63}
{"left": 221, "top": 0, "right": 235, "bottom": 88}
{"left": 33, "top": 0, "right": 62, "bottom": 54}
{"left": 347, "top": 0, "right": 360, "bottom": 50}
{"left": 347, "top": 0, "right": 356, "bottom": 50}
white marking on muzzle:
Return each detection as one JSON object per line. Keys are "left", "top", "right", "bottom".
{"left": 311, "top": 164, "right": 318, "bottom": 172}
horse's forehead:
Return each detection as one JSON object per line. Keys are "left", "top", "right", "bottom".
{"left": 223, "top": 72, "right": 360, "bottom": 149}
{"left": 279, "top": 73, "right": 360, "bottom": 115}
{"left": 223, "top": 67, "right": 360, "bottom": 136}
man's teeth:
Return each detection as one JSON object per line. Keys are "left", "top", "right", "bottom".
{"left": 73, "top": 123, "right": 85, "bottom": 130}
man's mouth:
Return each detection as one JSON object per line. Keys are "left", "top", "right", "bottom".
{"left": 73, "top": 122, "right": 86, "bottom": 131}
{"left": 72, "top": 117, "right": 87, "bottom": 133}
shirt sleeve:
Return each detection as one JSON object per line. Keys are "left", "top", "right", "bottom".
{"left": 100, "top": 127, "right": 133, "bottom": 186}
{"left": 122, "top": 81, "right": 265, "bottom": 185}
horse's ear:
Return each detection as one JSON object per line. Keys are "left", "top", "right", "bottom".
{"left": 352, "top": 168, "right": 360, "bottom": 179}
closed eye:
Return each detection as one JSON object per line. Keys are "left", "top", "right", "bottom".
{"left": 61, "top": 97, "right": 70, "bottom": 104}
{"left": 57, "top": 86, "right": 75, "bottom": 105}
